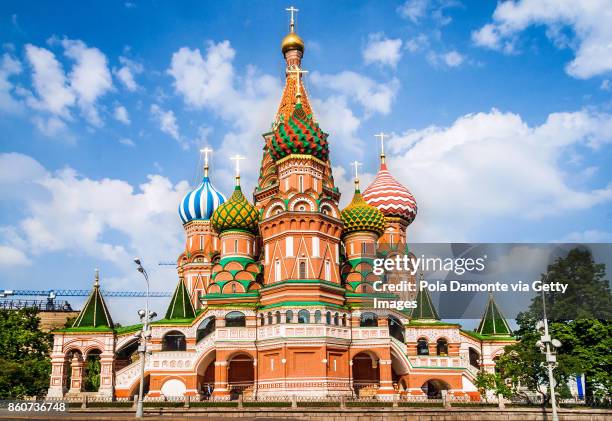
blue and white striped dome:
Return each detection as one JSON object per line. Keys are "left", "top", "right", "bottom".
{"left": 178, "top": 176, "right": 226, "bottom": 224}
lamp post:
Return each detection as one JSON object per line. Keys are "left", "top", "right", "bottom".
{"left": 536, "top": 284, "right": 562, "bottom": 421}
{"left": 134, "top": 258, "right": 157, "bottom": 418}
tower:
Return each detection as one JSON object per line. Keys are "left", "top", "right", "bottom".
{"left": 177, "top": 149, "right": 226, "bottom": 309}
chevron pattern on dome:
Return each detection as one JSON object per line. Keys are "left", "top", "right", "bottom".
{"left": 179, "top": 175, "right": 226, "bottom": 224}
{"left": 363, "top": 163, "right": 417, "bottom": 224}
{"left": 269, "top": 103, "right": 329, "bottom": 161}
{"left": 211, "top": 185, "right": 259, "bottom": 234}
{"left": 341, "top": 189, "right": 386, "bottom": 237}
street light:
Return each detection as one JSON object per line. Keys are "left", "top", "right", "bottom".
{"left": 536, "top": 278, "right": 561, "bottom": 421}
{"left": 134, "top": 258, "right": 156, "bottom": 418}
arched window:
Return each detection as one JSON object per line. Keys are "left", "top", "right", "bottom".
{"left": 234, "top": 239, "right": 238, "bottom": 252}
{"left": 275, "top": 311, "right": 281, "bottom": 324}
{"left": 388, "top": 315, "right": 405, "bottom": 342}
{"left": 469, "top": 347, "right": 480, "bottom": 369}
{"left": 196, "top": 317, "right": 215, "bottom": 342}
{"left": 298, "top": 309, "right": 309, "bottom": 324}
{"left": 286, "top": 310, "right": 293, "bottom": 323}
{"left": 326, "top": 311, "right": 331, "bottom": 324}
{"left": 436, "top": 338, "right": 448, "bottom": 356}
{"left": 299, "top": 175, "right": 304, "bottom": 193}
{"left": 299, "top": 261, "right": 307, "bottom": 279}
{"left": 275, "top": 259, "right": 281, "bottom": 281}
{"left": 324, "top": 260, "right": 331, "bottom": 281}
{"left": 360, "top": 312, "right": 378, "bottom": 327}
{"left": 259, "top": 314, "right": 265, "bottom": 326}
{"left": 314, "top": 310, "right": 322, "bottom": 323}
{"left": 225, "top": 311, "right": 246, "bottom": 327}
{"left": 334, "top": 312, "right": 339, "bottom": 325}
{"left": 231, "top": 283, "right": 237, "bottom": 294}
{"left": 162, "top": 331, "right": 186, "bottom": 351}
{"left": 267, "top": 312, "right": 273, "bottom": 325}
{"left": 417, "top": 338, "right": 429, "bottom": 355}
{"left": 342, "top": 314, "right": 347, "bottom": 326}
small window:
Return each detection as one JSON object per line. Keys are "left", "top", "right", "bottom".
{"left": 436, "top": 338, "right": 448, "bottom": 356}
{"left": 231, "top": 283, "right": 237, "bottom": 294}
{"left": 267, "top": 312, "right": 273, "bottom": 325}
{"left": 314, "top": 310, "right": 322, "bottom": 323}
{"left": 225, "top": 311, "right": 246, "bottom": 327}
{"left": 325, "top": 260, "right": 331, "bottom": 281}
{"left": 342, "top": 314, "right": 347, "bottom": 326}
{"left": 234, "top": 239, "right": 238, "bottom": 252}
{"left": 162, "top": 331, "right": 186, "bottom": 351}
{"left": 260, "top": 314, "right": 265, "bottom": 326}
{"left": 417, "top": 338, "right": 429, "bottom": 355}
{"left": 326, "top": 311, "right": 331, "bottom": 324}
{"left": 334, "top": 312, "right": 339, "bottom": 325}
{"left": 299, "top": 261, "right": 307, "bottom": 279}
{"left": 299, "top": 175, "right": 303, "bottom": 193}
{"left": 298, "top": 309, "right": 309, "bottom": 323}
{"left": 275, "top": 260, "right": 281, "bottom": 281}
{"left": 275, "top": 311, "right": 281, "bottom": 324}
{"left": 286, "top": 310, "right": 293, "bottom": 323}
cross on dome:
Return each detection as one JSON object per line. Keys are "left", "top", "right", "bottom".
{"left": 287, "top": 67, "right": 308, "bottom": 103}
{"left": 374, "top": 132, "right": 387, "bottom": 164}
{"left": 230, "top": 154, "right": 246, "bottom": 185}
{"left": 286, "top": 6, "right": 299, "bottom": 32}
{"left": 200, "top": 147, "right": 213, "bottom": 176}
{"left": 351, "top": 160, "right": 362, "bottom": 189}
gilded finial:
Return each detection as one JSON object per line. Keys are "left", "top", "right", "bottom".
{"left": 282, "top": 7, "right": 305, "bottom": 55}
{"left": 286, "top": 6, "right": 299, "bottom": 32}
{"left": 230, "top": 154, "right": 246, "bottom": 186}
{"left": 374, "top": 132, "right": 387, "bottom": 165}
{"left": 351, "top": 160, "right": 362, "bottom": 190}
{"left": 200, "top": 147, "right": 213, "bottom": 177}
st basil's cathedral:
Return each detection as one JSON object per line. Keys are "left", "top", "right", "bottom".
{"left": 47, "top": 13, "right": 513, "bottom": 401}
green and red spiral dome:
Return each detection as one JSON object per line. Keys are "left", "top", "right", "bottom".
{"left": 269, "top": 103, "right": 329, "bottom": 161}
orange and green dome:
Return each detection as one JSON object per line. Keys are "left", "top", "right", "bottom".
{"left": 341, "top": 188, "right": 386, "bottom": 237}
{"left": 269, "top": 103, "right": 329, "bottom": 161}
{"left": 211, "top": 184, "right": 259, "bottom": 234}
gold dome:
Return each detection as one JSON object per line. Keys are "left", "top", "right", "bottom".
{"left": 281, "top": 31, "right": 304, "bottom": 54}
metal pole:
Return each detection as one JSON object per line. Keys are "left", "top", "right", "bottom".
{"left": 541, "top": 284, "right": 559, "bottom": 421}
{"left": 135, "top": 261, "right": 150, "bottom": 418}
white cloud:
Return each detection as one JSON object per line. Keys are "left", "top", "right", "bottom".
{"left": 150, "top": 104, "right": 181, "bottom": 145}
{"left": 114, "top": 55, "right": 143, "bottom": 91}
{"left": 601, "top": 79, "right": 611, "bottom": 91}
{"left": 119, "top": 137, "right": 135, "bottom": 147}
{"left": 397, "top": 0, "right": 429, "bottom": 23}
{"left": 310, "top": 71, "right": 399, "bottom": 115}
{"left": 0, "top": 53, "right": 23, "bottom": 114}
{"left": 32, "top": 116, "right": 70, "bottom": 138}
{"left": 61, "top": 38, "right": 113, "bottom": 126}
{"left": 405, "top": 34, "right": 429, "bottom": 53}
{"left": 427, "top": 50, "right": 465, "bottom": 68}
{"left": 167, "top": 40, "right": 282, "bottom": 192}
{"left": 385, "top": 109, "right": 612, "bottom": 241}
{"left": 114, "top": 104, "right": 130, "bottom": 124}
{"left": 312, "top": 96, "right": 363, "bottom": 159}
{"left": 556, "top": 229, "right": 612, "bottom": 242}
{"left": 0, "top": 152, "right": 189, "bottom": 285}
{"left": 472, "top": 0, "right": 612, "bottom": 78}
{"left": 24, "top": 44, "right": 75, "bottom": 117}
{"left": 0, "top": 246, "right": 29, "bottom": 266}
{"left": 363, "top": 33, "right": 403, "bottom": 68}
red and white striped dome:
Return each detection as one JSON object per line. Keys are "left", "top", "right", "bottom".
{"left": 362, "top": 163, "right": 417, "bottom": 224}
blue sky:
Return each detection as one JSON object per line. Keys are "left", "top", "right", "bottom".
{"left": 1, "top": 0, "right": 611, "bottom": 323}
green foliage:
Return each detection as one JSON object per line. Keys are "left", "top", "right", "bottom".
{"left": 83, "top": 355, "right": 101, "bottom": 392}
{"left": 0, "top": 308, "right": 52, "bottom": 398}
{"left": 475, "top": 371, "right": 512, "bottom": 401}
{"left": 496, "top": 248, "right": 612, "bottom": 405}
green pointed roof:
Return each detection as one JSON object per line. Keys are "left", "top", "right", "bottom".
{"left": 409, "top": 284, "right": 440, "bottom": 321}
{"left": 72, "top": 270, "right": 114, "bottom": 329}
{"left": 477, "top": 294, "right": 511, "bottom": 336}
{"left": 165, "top": 278, "right": 196, "bottom": 320}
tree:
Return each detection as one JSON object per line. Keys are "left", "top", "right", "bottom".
{"left": 496, "top": 247, "right": 612, "bottom": 405}
{"left": 475, "top": 371, "right": 512, "bottom": 402}
{"left": 0, "top": 308, "right": 52, "bottom": 398}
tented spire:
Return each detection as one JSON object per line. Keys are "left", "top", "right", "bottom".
{"left": 409, "top": 276, "right": 440, "bottom": 321}
{"left": 165, "top": 277, "right": 196, "bottom": 320}
{"left": 72, "top": 269, "right": 114, "bottom": 328}
{"left": 477, "top": 294, "right": 512, "bottom": 336}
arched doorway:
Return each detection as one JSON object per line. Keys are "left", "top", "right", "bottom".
{"left": 64, "top": 349, "right": 83, "bottom": 392}
{"left": 352, "top": 352, "right": 380, "bottom": 397}
{"left": 421, "top": 379, "right": 450, "bottom": 399}
{"left": 196, "top": 350, "right": 216, "bottom": 399}
{"left": 227, "top": 353, "right": 254, "bottom": 400}
{"left": 83, "top": 349, "right": 102, "bottom": 392}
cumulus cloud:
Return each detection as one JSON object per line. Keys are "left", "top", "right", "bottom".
{"left": 397, "top": 0, "right": 429, "bottom": 23}
{"left": 0, "top": 53, "right": 23, "bottom": 114}
{"left": 0, "top": 152, "right": 189, "bottom": 281}
{"left": 363, "top": 33, "right": 403, "bottom": 68}
{"left": 386, "top": 109, "right": 612, "bottom": 241}
{"left": 427, "top": 50, "right": 465, "bottom": 68}
{"left": 397, "top": 0, "right": 460, "bottom": 26}
{"left": 114, "top": 104, "right": 130, "bottom": 124}
{"left": 150, "top": 104, "right": 179, "bottom": 140}
{"left": 114, "top": 55, "right": 143, "bottom": 91}
{"left": 310, "top": 71, "right": 399, "bottom": 115}
{"left": 472, "top": 0, "right": 612, "bottom": 78}
{"left": 556, "top": 229, "right": 612, "bottom": 243}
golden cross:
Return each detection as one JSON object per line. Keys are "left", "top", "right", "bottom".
{"left": 286, "top": 6, "right": 299, "bottom": 31}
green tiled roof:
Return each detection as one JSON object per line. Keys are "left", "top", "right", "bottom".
{"left": 165, "top": 278, "right": 196, "bottom": 320}
{"left": 409, "top": 286, "right": 440, "bottom": 320}
{"left": 72, "top": 270, "right": 114, "bottom": 329}
{"left": 477, "top": 294, "right": 512, "bottom": 336}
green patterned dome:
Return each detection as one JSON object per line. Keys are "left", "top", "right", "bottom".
{"left": 341, "top": 188, "right": 386, "bottom": 237}
{"left": 269, "top": 103, "right": 329, "bottom": 161}
{"left": 211, "top": 184, "right": 259, "bottom": 234}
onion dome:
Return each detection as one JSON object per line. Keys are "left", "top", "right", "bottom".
{"left": 211, "top": 184, "right": 259, "bottom": 234}
{"left": 282, "top": 31, "right": 304, "bottom": 54}
{"left": 269, "top": 103, "right": 329, "bottom": 161}
{"left": 341, "top": 186, "right": 386, "bottom": 237}
{"left": 178, "top": 173, "right": 226, "bottom": 224}
{"left": 363, "top": 162, "right": 417, "bottom": 224}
